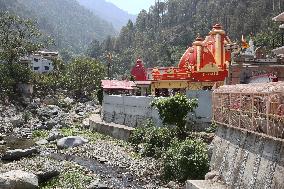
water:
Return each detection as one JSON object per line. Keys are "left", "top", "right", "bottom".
{"left": 0, "top": 134, "right": 34, "bottom": 155}
{"left": 47, "top": 153, "right": 152, "bottom": 189}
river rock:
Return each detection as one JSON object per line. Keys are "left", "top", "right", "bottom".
{"left": 0, "top": 140, "right": 6, "bottom": 145}
{"left": 46, "top": 119, "right": 59, "bottom": 129}
{"left": 36, "top": 170, "right": 60, "bottom": 184}
{"left": 0, "top": 170, "right": 38, "bottom": 189}
{"left": 47, "top": 130, "right": 63, "bottom": 141}
{"left": 63, "top": 97, "right": 74, "bottom": 105}
{"left": 87, "top": 180, "right": 109, "bottom": 189}
{"left": 205, "top": 171, "right": 220, "bottom": 180}
{"left": 43, "top": 95, "right": 58, "bottom": 105}
{"left": 1, "top": 148, "right": 38, "bottom": 161}
{"left": 35, "top": 139, "right": 49, "bottom": 146}
{"left": 57, "top": 136, "right": 88, "bottom": 149}
{"left": 37, "top": 105, "right": 61, "bottom": 118}
{"left": 0, "top": 133, "right": 5, "bottom": 140}
{"left": 166, "top": 181, "right": 179, "bottom": 189}
{"left": 10, "top": 116, "right": 24, "bottom": 127}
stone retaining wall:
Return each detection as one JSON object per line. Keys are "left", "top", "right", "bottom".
{"left": 209, "top": 124, "right": 284, "bottom": 189}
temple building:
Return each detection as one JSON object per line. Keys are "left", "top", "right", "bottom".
{"left": 132, "top": 24, "right": 236, "bottom": 95}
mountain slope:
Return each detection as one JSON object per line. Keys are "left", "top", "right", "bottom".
{"left": 86, "top": 0, "right": 284, "bottom": 76}
{"left": 0, "top": 0, "right": 116, "bottom": 53}
{"left": 77, "top": 0, "right": 136, "bottom": 31}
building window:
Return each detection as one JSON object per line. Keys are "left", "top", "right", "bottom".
{"left": 34, "top": 67, "right": 39, "bottom": 70}
{"left": 44, "top": 66, "right": 49, "bottom": 70}
{"left": 34, "top": 58, "right": 39, "bottom": 62}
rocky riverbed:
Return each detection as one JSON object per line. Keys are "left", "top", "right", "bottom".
{"left": 0, "top": 96, "right": 177, "bottom": 189}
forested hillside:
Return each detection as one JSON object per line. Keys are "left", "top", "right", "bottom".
{"left": 87, "top": 0, "right": 284, "bottom": 78}
{"left": 0, "top": 0, "right": 116, "bottom": 53}
{"left": 77, "top": 0, "right": 136, "bottom": 30}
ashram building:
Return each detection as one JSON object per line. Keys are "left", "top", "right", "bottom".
{"left": 20, "top": 51, "right": 58, "bottom": 74}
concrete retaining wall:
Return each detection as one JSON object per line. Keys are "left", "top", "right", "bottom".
{"left": 209, "top": 125, "right": 284, "bottom": 189}
{"left": 102, "top": 91, "right": 212, "bottom": 128}
{"left": 102, "top": 95, "right": 161, "bottom": 127}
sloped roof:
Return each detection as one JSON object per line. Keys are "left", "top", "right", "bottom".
{"left": 101, "top": 80, "right": 136, "bottom": 90}
{"left": 272, "top": 12, "right": 284, "bottom": 22}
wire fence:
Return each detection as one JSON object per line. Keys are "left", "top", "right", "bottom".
{"left": 212, "top": 82, "right": 284, "bottom": 139}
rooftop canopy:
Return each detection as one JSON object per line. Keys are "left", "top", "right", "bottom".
{"left": 101, "top": 80, "right": 136, "bottom": 90}
{"left": 272, "top": 12, "right": 284, "bottom": 22}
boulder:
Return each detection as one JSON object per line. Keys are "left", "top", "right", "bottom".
{"left": 46, "top": 119, "right": 59, "bottom": 129}
{"left": 10, "top": 116, "right": 24, "bottom": 127}
{"left": 63, "top": 97, "right": 74, "bottom": 105}
{"left": 35, "top": 139, "right": 49, "bottom": 146}
{"left": 36, "top": 170, "right": 60, "bottom": 184}
{"left": 205, "top": 171, "right": 220, "bottom": 180}
{"left": 47, "top": 131, "right": 63, "bottom": 142}
{"left": 42, "top": 95, "right": 58, "bottom": 105}
{"left": 1, "top": 148, "right": 38, "bottom": 161}
{"left": 0, "top": 133, "right": 5, "bottom": 140}
{"left": 37, "top": 105, "right": 61, "bottom": 118}
{"left": 87, "top": 180, "right": 109, "bottom": 189}
{"left": 0, "top": 170, "right": 38, "bottom": 189}
{"left": 0, "top": 140, "right": 6, "bottom": 145}
{"left": 57, "top": 136, "right": 88, "bottom": 149}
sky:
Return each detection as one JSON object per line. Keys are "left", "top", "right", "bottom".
{"left": 106, "top": 0, "right": 156, "bottom": 15}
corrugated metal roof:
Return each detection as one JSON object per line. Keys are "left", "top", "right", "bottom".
{"left": 272, "top": 12, "right": 284, "bottom": 21}
{"left": 101, "top": 80, "right": 136, "bottom": 90}
{"left": 135, "top": 81, "right": 152, "bottom": 85}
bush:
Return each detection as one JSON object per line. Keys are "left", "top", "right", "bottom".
{"left": 205, "top": 123, "right": 217, "bottom": 133}
{"left": 151, "top": 94, "right": 198, "bottom": 139}
{"left": 162, "top": 139, "right": 209, "bottom": 182}
{"left": 129, "top": 120, "right": 176, "bottom": 158}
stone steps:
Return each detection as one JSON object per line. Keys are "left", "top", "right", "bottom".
{"left": 89, "top": 114, "right": 134, "bottom": 141}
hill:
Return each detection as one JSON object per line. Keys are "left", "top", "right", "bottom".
{"left": 77, "top": 0, "right": 136, "bottom": 31}
{"left": 86, "top": 0, "right": 284, "bottom": 76}
{"left": 0, "top": 0, "right": 116, "bottom": 53}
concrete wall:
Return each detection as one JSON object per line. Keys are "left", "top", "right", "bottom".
{"left": 186, "top": 90, "right": 212, "bottom": 123}
{"left": 102, "top": 95, "right": 161, "bottom": 127}
{"left": 209, "top": 125, "right": 284, "bottom": 189}
{"left": 102, "top": 91, "right": 212, "bottom": 128}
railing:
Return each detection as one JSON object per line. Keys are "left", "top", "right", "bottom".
{"left": 212, "top": 82, "right": 284, "bottom": 139}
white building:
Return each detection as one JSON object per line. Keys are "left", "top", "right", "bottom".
{"left": 20, "top": 51, "right": 58, "bottom": 73}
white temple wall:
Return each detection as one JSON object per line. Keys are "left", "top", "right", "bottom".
{"left": 102, "top": 91, "right": 212, "bottom": 128}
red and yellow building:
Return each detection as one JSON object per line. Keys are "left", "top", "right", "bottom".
{"left": 132, "top": 24, "right": 235, "bottom": 95}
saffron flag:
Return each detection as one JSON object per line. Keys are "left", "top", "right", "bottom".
{"left": 241, "top": 35, "right": 250, "bottom": 49}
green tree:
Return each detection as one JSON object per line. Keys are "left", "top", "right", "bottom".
{"left": 0, "top": 12, "right": 48, "bottom": 65}
{"left": 0, "top": 12, "right": 50, "bottom": 97}
{"left": 65, "top": 57, "right": 105, "bottom": 98}
{"left": 151, "top": 94, "right": 198, "bottom": 139}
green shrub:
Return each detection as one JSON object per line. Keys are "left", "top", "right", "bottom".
{"left": 151, "top": 94, "right": 198, "bottom": 139}
{"left": 129, "top": 120, "right": 176, "bottom": 158}
{"left": 143, "top": 126, "right": 176, "bottom": 158}
{"left": 32, "top": 130, "right": 49, "bottom": 139}
{"left": 162, "top": 139, "right": 209, "bottom": 182}
{"left": 205, "top": 123, "right": 217, "bottom": 133}
{"left": 22, "top": 111, "right": 32, "bottom": 123}
{"left": 96, "top": 88, "right": 103, "bottom": 105}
